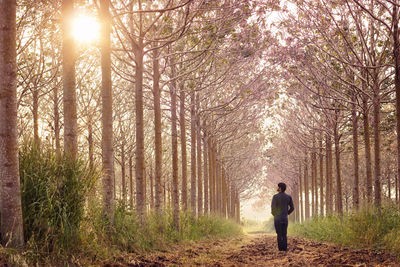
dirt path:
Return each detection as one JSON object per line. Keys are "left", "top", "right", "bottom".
{"left": 105, "top": 234, "right": 400, "bottom": 266}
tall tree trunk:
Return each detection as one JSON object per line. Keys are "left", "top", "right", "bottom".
{"left": 197, "top": 100, "right": 203, "bottom": 216}
{"left": 179, "top": 82, "right": 188, "bottom": 211}
{"left": 333, "top": 112, "right": 343, "bottom": 214}
{"left": 203, "top": 131, "right": 209, "bottom": 214}
{"left": 121, "top": 143, "right": 126, "bottom": 204}
{"left": 373, "top": 81, "right": 382, "bottom": 206}
{"left": 304, "top": 154, "right": 310, "bottom": 220}
{"left": 169, "top": 57, "right": 180, "bottom": 229}
{"left": 190, "top": 89, "right": 196, "bottom": 215}
{"left": 150, "top": 163, "right": 154, "bottom": 209}
{"left": 235, "top": 189, "right": 240, "bottom": 223}
{"left": 216, "top": 159, "right": 221, "bottom": 215}
{"left": 0, "top": 0, "right": 24, "bottom": 247}
{"left": 129, "top": 155, "right": 133, "bottom": 208}
{"left": 393, "top": 2, "right": 400, "bottom": 203}
{"left": 153, "top": 47, "right": 162, "bottom": 212}
{"left": 352, "top": 92, "right": 360, "bottom": 209}
{"left": 319, "top": 134, "right": 324, "bottom": 215}
{"left": 62, "top": 0, "right": 77, "bottom": 159}
{"left": 362, "top": 95, "right": 373, "bottom": 202}
{"left": 222, "top": 170, "right": 227, "bottom": 218}
{"left": 312, "top": 135, "right": 318, "bottom": 216}
{"left": 299, "top": 164, "right": 303, "bottom": 223}
{"left": 134, "top": 45, "right": 146, "bottom": 218}
{"left": 208, "top": 138, "right": 214, "bottom": 213}
{"left": 230, "top": 183, "right": 235, "bottom": 219}
{"left": 100, "top": 0, "right": 115, "bottom": 222}
{"left": 133, "top": 0, "right": 146, "bottom": 219}
{"left": 326, "top": 134, "right": 333, "bottom": 214}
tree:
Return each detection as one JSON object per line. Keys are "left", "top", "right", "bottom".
{"left": 0, "top": 0, "right": 24, "bottom": 248}
{"left": 62, "top": 0, "right": 78, "bottom": 159}
{"left": 99, "top": 0, "right": 115, "bottom": 221}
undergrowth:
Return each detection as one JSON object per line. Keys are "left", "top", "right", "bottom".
{"left": 289, "top": 205, "right": 400, "bottom": 255}
{"left": 0, "top": 143, "right": 242, "bottom": 265}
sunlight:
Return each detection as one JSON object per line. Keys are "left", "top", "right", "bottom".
{"left": 72, "top": 15, "right": 99, "bottom": 43}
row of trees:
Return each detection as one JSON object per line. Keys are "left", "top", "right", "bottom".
{"left": 264, "top": 0, "right": 400, "bottom": 222}
{"left": 1, "top": 0, "right": 273, "bottom": 248}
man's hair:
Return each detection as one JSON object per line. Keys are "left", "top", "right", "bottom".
{"left": 278, "top": 182, "right": 286, "bottom": 192}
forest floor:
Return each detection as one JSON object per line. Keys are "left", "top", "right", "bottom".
{"left": 102, "top": 234, "right": 400, "bottom": 266}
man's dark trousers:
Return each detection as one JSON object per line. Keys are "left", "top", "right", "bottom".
{"left": 274, "top": 218, "right": 288, "bottom": 251}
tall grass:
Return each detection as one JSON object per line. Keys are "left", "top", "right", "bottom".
{"left": 82, "top": 202, "right": 243, "bottom": 256}
{"left": 19, "top": 143, "right": 97, "bottom": 257}
{"left": 289, "top": 204, "right": 400, "bottom": 255}
{"left": 13, "top": 143, "right": 242, "bottom": 265}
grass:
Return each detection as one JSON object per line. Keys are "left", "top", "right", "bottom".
{"left": 3, "top": 143, "right": 243, "bottom": 265}
{"left": 289, "top": 204, "right": 400, "bottom": 255}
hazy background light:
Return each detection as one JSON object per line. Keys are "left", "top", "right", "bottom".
{"left": 72, "top": 15, "right": 100, "bottom": 43}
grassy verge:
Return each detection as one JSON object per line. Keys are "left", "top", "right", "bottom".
{"left": 288, "top": 205, "right": 400, "bottom": 255}
{"left": 0, "top": 143, "right": 243, "bottom": 265}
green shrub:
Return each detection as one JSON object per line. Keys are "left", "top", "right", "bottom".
{"left": 19, "top": 143, "right": 97, "bottom": 255}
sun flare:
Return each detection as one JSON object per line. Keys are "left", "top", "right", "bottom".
{"left": 72, "top": 15, "right": 100, "bottom": 43}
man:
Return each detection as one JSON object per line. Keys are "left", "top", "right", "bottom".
{"left": 271, "top": 182, "right": 294, "bottom": 251}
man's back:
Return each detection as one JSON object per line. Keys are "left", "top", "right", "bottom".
{"left": 271, "top": 192, "right": 294, "bottom": 220}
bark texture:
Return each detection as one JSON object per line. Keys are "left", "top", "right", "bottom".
{"left": 100, "top": 0, "right": 115, "bottom": 221}
{"left": 0, "top": 0, "right": 24, "bottom": 247}
{"left": 62, "top": 0, "right": 78, "bottom": 159}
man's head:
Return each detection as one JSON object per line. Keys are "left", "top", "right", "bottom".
{"left": 277, "top": 182, "right": 286, "bottom": 192}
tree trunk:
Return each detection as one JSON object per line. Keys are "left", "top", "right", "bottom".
{"left": 197, "top": 99, "right": 203, "bottom": 216}
{"left": 222, "top": 170, "right": 227, "bottom": 218}
{"left": 230, "top": 184, "right": 235, "bottom": 219}
{"left": 373, "top": 81, "right": 382, "bottom": 206}
{"left": 203, "top": 131, "right": 209, "bottom": 214}
{"left": 334, "top": 112, "right": 343, "bottom": 214}
{"left": 326, "top": 134, "right": 333, "bottom": 214}
{"left": 190, "top": 89, "right": 196, "bottom": 215}
{"left": 235, "top": 189, "right": 240, "bottom": 224}
{"left": 100, "top": 0, "right": 115, "bottom": 222}
{"left": 121, "top": 143, "right": 126, "bottom": 204}
{"left": 311, "top": 135, "right": 317, "bottom": 216}
{"left": 152, "top": 47, "right": 162, "bottom": 212}
{"left": 134, "top": 43, "right": 146, "bottom": 219}
{"left": 304, "top": 154, "right": 310, "bottom": 220}
{"left": 208, "top": 138, "right": 214, "bottom": 213}
{"left": 362, "top": 94, "right": 373, "bottom": 203}
{"left": 129, "top": 155, "right": 134, "bottom": 208}
{"left": 393, "top": 2, "right": 400, "bottom": 206}
{"left": 179, "top": 82, "right": 188, "bottom": 210}
{"left": 299, "top": 164, "right": 303, "bottom": 223}
{"left": 216, "top": 159, "right": 221, "bottom": 215}
{"left": 319, "top": 134, "right": 324, "bottom": 216}
{"left": 169, "top": 57, "right": 180, "bottom": 229}
{"left": 0, "top": 0, "right": 24, "bottom": 247}
{"left": 150, "top": 164, "right": 154, "bottom": 209}
{"left": 62, "top": 0, "right": 77, "bottom": 159}
{"left": 352, "top": 91, "right": 360, "bottom": 209}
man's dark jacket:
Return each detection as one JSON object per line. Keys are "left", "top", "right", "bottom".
{"left": 271, "top": 192, "right": 294, "bottom": 221}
